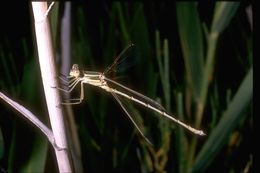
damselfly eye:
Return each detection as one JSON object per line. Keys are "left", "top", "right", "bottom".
{"left": 72, "top": 64, "right": 79, "bottom": 71}
{"left": 70, "top": 64, "right": 80, "bottom": 77}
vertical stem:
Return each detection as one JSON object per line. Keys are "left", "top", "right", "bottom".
{"left": 31, "top": 2, "right": 72, "bottom": 172}
{"left": 155, "top": 31, "right": 172, "bottom": 171}
{"left": 163, "top": 39, "right": 171, "bottom": 111}
{"left": 198, "top": 32, "right": 219, "bottom": 125}
{"left": 116, "top": 2, "right": 130, "bottom": 44}
{"left": 176, "top": 92, "right": 187, "bottom": 173}
{"left": 187, "top": 32, "right": 219, "bottom": 171}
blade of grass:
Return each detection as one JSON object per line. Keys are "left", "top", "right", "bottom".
{"left": 199, "top": 1, "right": 240, "bottom": 112}
{"left": 0, "top": 43, "right": 19, "bottom": 96}
{"left": 191, "top": 67, "right": 252, "bottom": 172}
{"left": 176, "top": 92, "right": 188, "bottom": 173}
{"left": 176, "top": 2, "right": 204, "bottom": 100}
{"left": 20, "top": 136, "right": 48, "bottom": 172}
{"left": 176, "top": 3, "right": 206, "bottom": 170}
{"left": 188, "top": 2, "right": 240, "bottom": 169}
{"left": 155, "top": 36, "right": 172, "bottom": 172}
{"left": 49, "top": 2, "right": 59, "bottom": 43}
{"left": 131, "top": 3, "right": 152, "bottom": 90}
{"left": 211, "top": 2, "right": 240, "bottom": 33}
{"left": 115, "top": 2, "right": 130, "bottom": 44}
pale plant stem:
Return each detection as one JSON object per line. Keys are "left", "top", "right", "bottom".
{"left": 0, "top": 92, "right": 54, "bottom": 146}
{"left": 31, "top": 2, "right": 72, "bottom": 172}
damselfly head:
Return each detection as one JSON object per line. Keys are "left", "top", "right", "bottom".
{"left": 69, "top": 64, "right": 80, "bottom": 77}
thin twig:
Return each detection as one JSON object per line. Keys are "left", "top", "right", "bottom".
{"left": 0, "top": 92, "right": 55, "bottom": 147}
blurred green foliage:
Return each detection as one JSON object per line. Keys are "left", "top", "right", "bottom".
{"left": 0, "top": 2, "right": 252, "bottom": 173}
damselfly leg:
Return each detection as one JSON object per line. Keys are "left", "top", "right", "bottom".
{"left": 57, "top": 64, "right": 86, "bottom": 104}
{"left": 58, "top": 81, "right": 85, "bottom": 105}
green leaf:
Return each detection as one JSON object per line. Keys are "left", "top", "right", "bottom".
{"left": 115, "top": 2, "right": 130, "bottom": 44}
{"left": 176, "top": 2, "right": 204, "bottom": 100}
{"left": 211, "top": 2, "right": 240, "bottom": 33}
{"left": 49, "top": 2, "right": 59, "bottom": 43}
{"left": 20, "top": 136, "right": 48, "bottom": 172}
{"left": 191, "top": 67, "right": 252, "bottom": 172}
{"left": 176, "top": 92, "right": 188, "bottom": 173}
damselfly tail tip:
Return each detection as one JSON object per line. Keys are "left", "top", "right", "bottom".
{"left": 198, "top": 130, "right": 206, "bottom": 136}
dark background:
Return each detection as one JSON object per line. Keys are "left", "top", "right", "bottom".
{"left": 0, "top": 2, "right": 252, "bottom": 173}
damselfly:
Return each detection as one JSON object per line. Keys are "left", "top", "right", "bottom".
{"left": 58, "top": 44, "right": 205, "bottom": 144}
